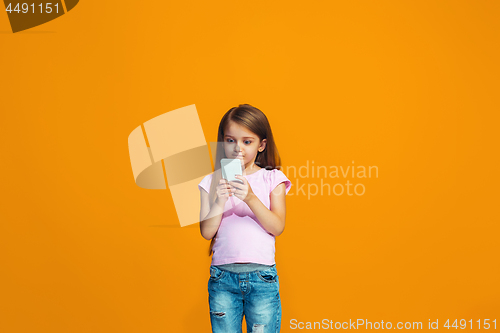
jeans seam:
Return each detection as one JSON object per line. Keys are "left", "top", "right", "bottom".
{"left": 276, "top": 302, "right": 281, "bottom": 333}
{"left": 209, "top": 269, "right": 225, "bottom": 282}
{"left": 256, "top": 270, "right": 278, "bottom": 283}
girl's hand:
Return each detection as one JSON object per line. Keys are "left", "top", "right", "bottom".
{"left": 215, "top": 179, "right": 231, "bottom": 206}
{"left": 229, "top": 175, "right": 255, "bottom": 203}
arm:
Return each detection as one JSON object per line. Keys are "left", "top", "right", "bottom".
{"left": 199, "top": 190, "right": 223, "bottom": 240}
{"left": 199, "top": 180, "right": 231, "bottom": 240}
{"left": 246, "top": 183, "right": 287, "bottom": 236}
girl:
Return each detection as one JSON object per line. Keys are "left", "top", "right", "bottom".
{"left": 198, "top": 104, "right": 292, "bottom": 333}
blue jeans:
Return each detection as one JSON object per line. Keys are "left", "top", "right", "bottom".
{"left": 208, "top": 264, "right": 282, "bottom": 333}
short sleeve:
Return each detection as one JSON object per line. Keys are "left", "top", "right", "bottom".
{"left": 268, "top": 169, "right": 292, "bottom": 195}
{"left": 198, "top": 174, "right": 213, "bottom": 193}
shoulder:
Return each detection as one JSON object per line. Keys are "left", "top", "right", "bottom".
{"left": 198, "top": 173, "right": 214, "bottom": 193}
{"left": 262, "top": 168, "right": 292, "bottom": 194}
{"left": 201, "top": 173, "right": 213, "bottom": 182}
{"left": 264, "top": 168, "right": 288, "bottom": 178}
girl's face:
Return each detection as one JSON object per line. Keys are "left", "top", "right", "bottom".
{"left": 223, "top": 121, "right": 266, "bottom": 169}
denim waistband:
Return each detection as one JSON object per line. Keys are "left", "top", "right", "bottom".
{"left": 214, "top": 263, "right": 274, "bottom": 273}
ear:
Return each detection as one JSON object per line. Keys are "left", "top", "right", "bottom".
{"left": 258, "top": 139, "right": 267, "bottom": 152}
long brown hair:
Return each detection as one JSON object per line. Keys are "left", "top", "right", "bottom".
{"left": 207, "top": 104, "right": 282, "bottom": 256}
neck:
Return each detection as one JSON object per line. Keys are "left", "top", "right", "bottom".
{"left": 244, "top": 161, "right": 259, "bottom": 172}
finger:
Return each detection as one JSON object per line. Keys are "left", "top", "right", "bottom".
{"left": 229, "top": 182, "right": 244, "bottom": 190}
{"left": 229, "top": 185, "right": 243, "bottom": 192}
{"left": 234, "top": 175, "right": 247, "bottom": 183}
{"left": 230, "top": 178, "right": 245, "bottom": 185}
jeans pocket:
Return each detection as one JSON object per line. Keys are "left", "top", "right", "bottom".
{"left": 257, "top": 267, "right": 278, "bottom": 283}
{"left": 209, "top": 266, "right": 225, "bottom": 282}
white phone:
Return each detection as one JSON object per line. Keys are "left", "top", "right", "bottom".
{"left": 220, "top": 158, "right": 244, "bottom": 184}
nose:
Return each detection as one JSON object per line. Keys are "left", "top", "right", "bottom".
{"left": 234, "top": 142, "right": 242, "bottom": 152}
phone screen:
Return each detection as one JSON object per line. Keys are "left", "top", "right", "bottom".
{"left": 220, "top": 158, "right": 244, "bottom": 184}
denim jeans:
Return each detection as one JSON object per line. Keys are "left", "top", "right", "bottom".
{"left": 208, "top": 264, "right": 282, "bottom": 333}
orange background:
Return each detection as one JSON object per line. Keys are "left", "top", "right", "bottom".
{"left": 1, "top": 1, "right": 499, "bottom": 332}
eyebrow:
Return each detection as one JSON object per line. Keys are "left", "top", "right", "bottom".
{"left": 224, "top": 135, "right": 256, "bottom": 139}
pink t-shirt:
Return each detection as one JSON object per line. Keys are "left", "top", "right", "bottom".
{"left": 198, "top": 167, "right": 292, "bottom": 266}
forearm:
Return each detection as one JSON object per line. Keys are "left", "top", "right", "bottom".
{"left": 200, "top": 201, "right": 225, "bottom": 240}
{"left": 245, "top": 194, "right": 285, "bottom": 236}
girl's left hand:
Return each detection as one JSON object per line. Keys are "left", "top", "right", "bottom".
{"left": 229, "top": 175, "right": 254, "bottom": 203}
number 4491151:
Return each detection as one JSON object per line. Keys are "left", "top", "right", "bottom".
{"left": 444, "top": 319, "right": 496, "bottom": 329}
{"left": 5, "top": 3, "right": 59, "bottom": 14}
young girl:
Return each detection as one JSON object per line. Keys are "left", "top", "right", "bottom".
{"left": 198, "top": 104, "right": 292, "bottom": 333}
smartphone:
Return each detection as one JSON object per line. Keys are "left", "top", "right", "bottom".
{"left": 220, "top": 158, "right": 244, "bottom": 184}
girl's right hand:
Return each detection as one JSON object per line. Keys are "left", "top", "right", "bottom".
{"left": 215, "top": 179, "right": 231, "bottom": 206}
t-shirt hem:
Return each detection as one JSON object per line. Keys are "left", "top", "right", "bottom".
{"left": 270, "top": 180, "right": 292, "bottom": 195}
{"left": 211, "top": 258, "right": 276, "bottom": 266}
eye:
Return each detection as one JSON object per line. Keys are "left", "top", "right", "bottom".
{"left": 226, "top": 138, "right": 234, "bottom": 143}
{"left": 244, "top": 140, "right": 252, "bottom": 145}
